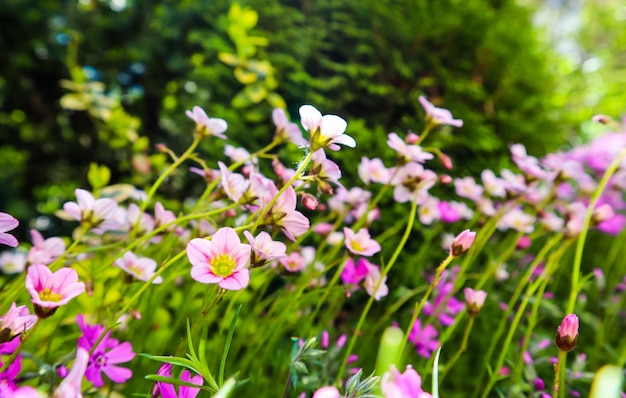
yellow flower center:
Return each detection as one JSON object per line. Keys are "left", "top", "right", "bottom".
{"left": 39, "top": 288, "right": 62, "bottom": 303}
{"left": 210, "top": 254, "right": 237, "bottom": 277}
{"left": 350, "top": 241, "right": 364, "bottom": 253}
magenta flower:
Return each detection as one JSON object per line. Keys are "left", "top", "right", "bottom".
{"left": 75, "top": 315, "right": 135, "bottom": 387}
{"left": 555, "top": 314, "right": 579, "bottom": 352}
{"left": 0, "top": 212, "right": 19, "bottom": 248}
{"left": 243, "top": 230, "right": 286, "bottom": 267}
{"left": 25, "top": 264, "right": 86, "bottom": 318}
{"left": 312, "top": 386, "right": 341, "bottom": 398}
{"left": 299, "top": 104, "right": 355, "bottom": 151}
{"left": 418, "top": 96, "right": 463, "bottom": 128}
{"left": 464, "top": 288, "right": 488, "bottom": 317}
{"left": 187, "top": 227, "right": 251, "bottom": 290}
{"left": 27, "top": 229, "right": 65, "bottom": 266}
{"left": 114, "top": 251, "right": 163, "bottom": 284}
{"left": 185, "top": 106, "right": 227, "bottom": 139}
{"left": 449, "top": 229, "right": 476, "bottom": 257}
{"left": 0, "top": 303, "right": 37, "bottom": 344}
{"left": 341, "top": 258, "right": 369, "bottom": 285}
{"left": 63, "top": 189, "right": 119, "bottom": 232}
{"left": 343, "top": 228, "right": 381, "bottom": 257}
{"left": 382, "top": 365, "right": 432, "bottom": 398}
{"left": 156, "top": 366, "right": 204, "bottom": 398}
{"left": 53, "top": 347, "right": 89, "bottom": 398}
{"left": 408, "top": 319, "right": 439, "bottom": 358}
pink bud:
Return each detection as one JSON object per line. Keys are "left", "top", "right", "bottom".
{"left": 302, "top": 193, "right": 319, "bottom": 210}
{"left": 438, "top": 153, "right": 453, "bottom": 169}
{"left": 591, "top": 114, "right": 612, "bottom": 124}
{"left": 438, "top": 174, "right": 453, "bottom": 184}
{"left": 450, "top": 229, "right": 476, "bottom": 257}
{"left": 464, "top": 287, "right": 487, "bottom": 316}
{"left": 555, "top": 314, "right": 579, "bottom": 352}
{"left": 406, "top": 132, "right": 420, "bottom": 144}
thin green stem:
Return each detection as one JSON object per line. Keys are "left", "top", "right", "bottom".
{"left": 440, "top": 315, "right": 473, "bottom": 381}
{"left": 0, "top": 319, "right": 41, "bottom": 373}
{"left": 566, "top": 147, "right": 626, "bottom": 315}
{"left": 335, "top": 198, "right": 419, "bottom": 385}
{"left": 131, "top": 136, "right": 202, "bottom": 238}
{"left": 553, "top": 350, "right": 567, "bottom": 398}
{"left": 396, "top": 253, "right": 455, "bottom": 364}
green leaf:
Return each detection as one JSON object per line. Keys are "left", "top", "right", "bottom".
{"left": 232, "top": 90, "right": 254, "bottom": 108}
{"left": 87, "top": 163, "right": 111, "bottom": 190}
{"left": 219, "top": 305, "right": 242, "bottom": 386}
{"left": 60, "top": 93, "right": 88, "bottom": 110}
{"left": 266, "top": 93, "right": 286, "bottom": 109}
{"left": 218, "top": 52, "right": 241, "bottom": 67}
{"left": 234, "top": 68, "right": 258, "bottom": 84}
{"left": 244, "top": 83, "right": 267, "bottom": 104}
{"left": 589, "top": 365, "right": 623, "bottom": 398}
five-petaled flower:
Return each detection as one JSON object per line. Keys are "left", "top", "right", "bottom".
{"left": 187, "top": 227, "right": 252, "bottom": 290}
{"left": 382, "top": 365, "right": 433, "bottom": 398}
{"left": 0, "top": 212, "right": 19, "bottom": 248}
{"left": 114, "top": 251, "right": 163, "bottom": 284}
{"left": 418, "top": 96, "right": 463, "bottom": 128}
{"left": 0, "top": 303, "right": 38, "bottom": 344}
{"left": 299, "top": 104, "right": 356, "bottom": 151}
{"left": 185, "top": 106, "right": 228, "bottom": 139}
{"left": 63, "top": 189, "right": 119, "bottom": 232}
{"left": 25, "top": 264, "right": 86, "bottom": 318}
{"left": 343, "top": 227, "right": 381, "bottom": 257}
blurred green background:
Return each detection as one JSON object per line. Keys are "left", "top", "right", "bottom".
{"left": 1, "top": 0, "right": 625, "bottom": 235}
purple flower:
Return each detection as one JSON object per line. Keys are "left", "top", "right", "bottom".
{"left": 0, "top": 212, "right": 19, "bottom": 248}
{"left": 408, "top": 320, "right": 439, "bottom": 358}
{"left": 155, "top": 366, "right": 204, "bottom": 398}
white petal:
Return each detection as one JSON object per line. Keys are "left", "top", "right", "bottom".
{"left": 299, "top": 105, "right": 322, "bottom": 132}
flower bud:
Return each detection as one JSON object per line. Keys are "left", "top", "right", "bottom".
{"left": 302, "top": 193, "right": 319, "bottom": 210}
{"left": 554, "top": 314, "right": 579, "bottom": 352}
{"left": 450, "top": 229, "right": 476, "bottom": 257}
{"left": 464, "top": 288, "right": 487, "bottom": 317}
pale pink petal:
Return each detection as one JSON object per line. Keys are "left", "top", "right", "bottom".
{"left": 190, "top": 265, "right": 222, "bottom": 284}
{"left": 0, "top": 233, "right": 18, "bottom": 248}
{"left": 62, "top": 202, "right": 82, "bottom": 221}
{"left": 299, "top": 105, "right": 322, "bottom": 132}
{"left": 186, "top": 239, "right": 213, "bottom": 265}
{"left": 0, "top": 213, "right": 19, "bottom": 232}
{"left": 75, "top": 189, "right": 95, "bottom": 211}
{"left": 49, "top": 267, "right": 79, "bottom": 293}
{"left": 218, "top": 269, "right": 250, "bottom": 290}
{"left": 331, "top": 134, "right": 356, "bottom": 148}
{"left": 320, "top": 114, "right": 347, "bottom": 138}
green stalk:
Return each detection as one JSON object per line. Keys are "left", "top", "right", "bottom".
{"left": 335, "top": 198, "right": 419, "bottom": 385}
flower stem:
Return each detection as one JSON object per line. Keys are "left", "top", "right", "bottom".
{"left": 0, "top": 319, "right": 40, "bottom": 373}
{"left": 335, "top": 197, "right": 419, "bottom": 385}
{"left": 441, "top": 315, "right": 474, "bottom": 380}
{"left": 553, "top": 350, "right": 567, "bottom": 398}
{"left": 396, "top": 253, "right": 454, "bottom": 364}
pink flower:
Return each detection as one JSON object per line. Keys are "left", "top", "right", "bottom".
{"left": 449, "top": 229, "right": 476, "bottom": 257}
{"left": 26, "top": 229, "right": 65, "bottom": 266}
{"left": 382, "top": 365, "right": 432, "bottom": 398}
{"left": 358, "top": 157, "right": 390, "bottom": 184}
{"left": 187, "top": 227, "right": 251, "bottom": 290}
{"left": 0, "top": 212, "right": 19, "bottom": 248}
{"left": 341, "top": 258, "right": 369, "bottom": 285}
{"left": 153, "top": 202, "right": 177, "bottom": 230}
{"left": 418, "top": 96, "right": 463, "bottom": 128}
{"left": 310, "top": 149, "right": 343, "bottom": 192}
{"left": 343, "top": 228, "right": 381, "bottom": 257}
{"left": 363, "top": 262, "right": 388, "bottom": 301}
{"left": 63, "top": 189, "right": 119, "bottom": 232}
{"left": 418, "top": 196, "right": 441, "bottom": 225}
{"left": 156, "top": 366, "right": 204, "bottom": 398}
{"left": 114, "top": 251, "right": 163, "bottom": 284}
{"left": 454, "top": 176, "right": 484, "bottom": 201}
{"left": 75, "top": 315, "right": 135, "bottom": 387}
{"left": 273, "top": 108, "right": 307, "bottom": 146}
{"left": 555, "top": 314, "right": 579, "bottom": 352}
{"left": 464, "top": 288, "right": 487, "bottom": 316}
{"left": 53, "top": 347, "right": 89, "bottom": 398}
{"left": 0, "top": 250, "right": 27, "bottom": 274}
{"left": 0, "top": 303, "right": 38, "bottom": 344}
{"left": 25, "top": 265, "right": 86, "bottom": 318}
{"left": 299, "top": 104, "right": 355, "bottom": 151}
{"left": 279, "top": 251, "right": 306, "bottom": 272}
{"left": 387, "top": 133, "right": 434, "bottom": 163}
{"left": 218, "top": 161, "right": 248, "bottom": 203}
{"left": 185, "top": 106, "right": 227, "bottom": 139}
{"left": 266, "top": 183, "right": 310, "bottom": 241}
{"left": 312, "top": 386, "right": 341, "bottom": 398}
{"left": 243, "top": 230, "right": 287, "bottom": 267}
{"left": 409, "top": 319, "right": 439, "bottom": 358}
